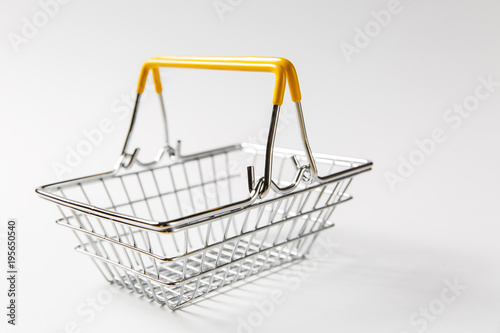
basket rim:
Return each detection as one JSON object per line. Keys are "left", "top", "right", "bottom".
{"left": 36, "top": 143, "right": 372, "bottom": 232}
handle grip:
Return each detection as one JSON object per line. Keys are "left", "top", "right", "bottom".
{"left": 136, "top": 56, "right": 302, "bottom": 105}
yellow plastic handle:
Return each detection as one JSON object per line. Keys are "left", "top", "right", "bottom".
{"left": 136, "top": 56, "right": 302, "bottom": 105}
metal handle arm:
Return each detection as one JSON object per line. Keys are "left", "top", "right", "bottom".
{"left": 121, "top": 56, "right": 329, "bottom": 199}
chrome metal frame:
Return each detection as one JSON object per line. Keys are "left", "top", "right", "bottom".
{"left": 36, "top": 67, "right": 373, "bottom": 310}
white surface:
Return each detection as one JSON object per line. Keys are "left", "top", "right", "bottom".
{"left": 1, "top": 0, "right": 499, "bottom": 332}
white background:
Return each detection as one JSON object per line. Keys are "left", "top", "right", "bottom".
{"left": 1, "top": 0, "right": 499, "bottom": 332}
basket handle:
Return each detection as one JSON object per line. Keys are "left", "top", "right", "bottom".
{"left": 136, "top": 56, "right": 302, "bottom": 105}
{"left": 121, "top": 56, "right": 318, "bottom": 198}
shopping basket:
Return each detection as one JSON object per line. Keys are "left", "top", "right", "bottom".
{"left": 36, "top": 56, "right": 372, "bottom": 310}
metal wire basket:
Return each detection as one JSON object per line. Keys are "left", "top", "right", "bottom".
{"left": 36, "top": 56, "right": 372, "bottom": 310}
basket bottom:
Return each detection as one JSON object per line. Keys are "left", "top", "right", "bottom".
{"left": 81, "top": 232, "right": 320, "bottom": 310}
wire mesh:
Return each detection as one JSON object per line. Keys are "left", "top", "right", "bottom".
{"left": 43, "top": 144, "right": 365, "bottom": 309}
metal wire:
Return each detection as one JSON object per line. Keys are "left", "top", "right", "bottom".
{"left": 36, "top": 59, "right": 373, "bottom": 310}
{"left": 44, "top": 144, "right": 369, "bottom": 309}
